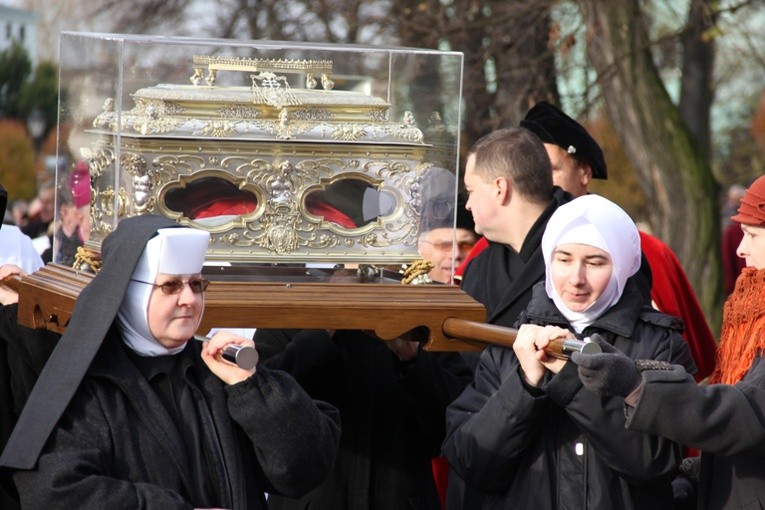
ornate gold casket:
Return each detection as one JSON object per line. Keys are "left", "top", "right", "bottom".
{"left": 28, "top": 33, "right": 500, "bottom": 351}
{"left": 58, "top": 33, "right": 464, "bottom": 265}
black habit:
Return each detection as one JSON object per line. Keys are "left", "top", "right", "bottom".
{"left": 0, "top": 215, "right": 342, "bottom": 509}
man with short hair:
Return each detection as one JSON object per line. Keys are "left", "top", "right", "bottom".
{"left": 444, "top": 127, "right": 570, "bottom": 509}
{"left": 459, "top": 127, "right": 570, "bottom": 328}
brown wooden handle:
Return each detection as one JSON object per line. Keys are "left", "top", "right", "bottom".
{"left": 442, "top": 318, "right": 518, "bottom": 348}
{"left": 441, "top": 318, "right": 600, "bottom": 359}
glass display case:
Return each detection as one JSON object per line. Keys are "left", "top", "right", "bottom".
{"left": 54, "top": 32, "right": 465, "bottom": 273}
{"left": 23, "top": 32, "right": 493, "bottom": 352}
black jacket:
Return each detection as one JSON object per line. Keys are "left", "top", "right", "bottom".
{"left": 12, "top": 332, "right": 341, "bottom": 509}
{"left": 442, "top": 282, "right": 696, "bottom": 510}
{"left": 257, "top": 328, "right": 473, "bottom": 510}
{"left": 0, "top": 304, "right": 59, "bottom": 509}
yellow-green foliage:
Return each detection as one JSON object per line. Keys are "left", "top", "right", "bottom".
{"left": 0, "top": 119, "right": 37, "bottom": 200}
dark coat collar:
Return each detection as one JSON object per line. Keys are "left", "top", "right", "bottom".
{"left": 484, "top": 187, "right": 571, "bottom": 324}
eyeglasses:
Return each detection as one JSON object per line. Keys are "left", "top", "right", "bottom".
{"left": 130, "top": 277, "right": 210, "bottom": 295}
{"left": 421, "top": 240, "right": 475, "bottom": 252}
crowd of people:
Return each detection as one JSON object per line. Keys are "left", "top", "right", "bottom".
{"left": 3, "top": 160, "right": 92, "bottom": 268}
{"left": 0, "top": 100, "right": 761, "bottom": 510}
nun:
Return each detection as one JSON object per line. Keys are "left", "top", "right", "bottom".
{"left": 442, "top": 194, "right": 695, "bottom": 510}
{"left": 0, "top": 215, "right": 340, "bottom": 509}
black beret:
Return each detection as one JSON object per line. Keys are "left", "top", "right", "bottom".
{"left": 420, "top": 192, "right": 475, "bottom": 234}
{"left": 455, "top": 192, "right": 475, "bottom": 232}
{"left": 520, "top": 101, "right": 607, "bottom": 179}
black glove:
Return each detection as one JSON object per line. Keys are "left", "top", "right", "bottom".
{"left": 672, "top": 456, "right": 700, "bottom": 509}
{"left": 570, "top": 334, "right": 641, "bottom": 398}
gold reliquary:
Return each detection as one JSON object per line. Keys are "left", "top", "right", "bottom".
{"left": 35, "top": 33, "right": 497, "bottom": 352}
{"left": 57, "top": 33, "right": 465, "bottom": 266}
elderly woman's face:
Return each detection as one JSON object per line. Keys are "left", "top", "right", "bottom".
{"left": 550, "top": 243, "right": 613, "bottom": 312}
{"left": 737, "top": 224, "right": 765, "bottom": 270}
{"left": 147, "top": 273, "right": 205, "bottom": 348}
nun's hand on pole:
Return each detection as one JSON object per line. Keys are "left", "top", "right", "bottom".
{"left": 200, "top": 330, "right": 258, "bottom": 385}
{"left": 514, "top": 324, "right": 568, "bottom": 387}
{"left": 531, "top": 325, "right": 572, "bottom": 374}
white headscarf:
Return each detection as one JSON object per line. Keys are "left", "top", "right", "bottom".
{"left": 117, "top": 227, "right": 210, "bottom": 356}
{"left": 541, "top": 194, "right": 641, "bottom": 333}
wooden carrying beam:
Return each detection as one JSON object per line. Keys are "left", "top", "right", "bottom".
{"left": 8, "top": 264, "right": 495, "bottom": 352}
{"left": 8, "top": 264, "right": 595, "bottom": 357}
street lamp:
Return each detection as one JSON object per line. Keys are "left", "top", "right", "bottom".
{"left": 26, "top": 107, "right": 46, "bottom": 154}
{"left": 27, "top": 107, "right": 49, "bottom": 189}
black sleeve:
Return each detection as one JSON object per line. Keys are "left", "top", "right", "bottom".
{"left": 254, "top": 328, "right": 346, "bottom": 404}
{"left": 253, "top": 328, "right": 301, "bottom": 363}
{"left": 0, "top": 304, "right": 60, "bottom": 414}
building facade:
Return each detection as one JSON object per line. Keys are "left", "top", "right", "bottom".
{"left": 0, "top": 6, "right": 37, "bottom": 66}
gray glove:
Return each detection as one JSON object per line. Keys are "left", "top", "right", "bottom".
{"left": 570, "top": 334, "right": 641, "bottom": 398}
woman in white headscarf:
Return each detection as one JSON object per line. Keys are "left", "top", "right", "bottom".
{"left": 2, "top": 215, "right": 340, "bottom": 510}
{"left": 443, "top": 194, "right": 696, "bottom": 510}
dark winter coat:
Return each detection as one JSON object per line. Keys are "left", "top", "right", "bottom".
{"left": 0, "top": 304, "right": 59, "bottom": 510}
{"left": 12, "top": 331, "right": 341, "bottom": 510}
{"left": 256, "top": 328, "right": 473, "bottom": 510}
{"left": 442, "top": 282, "right": 696, "bottom": 510}
{"left": 0, "top": 304, "right": 59, "bottom": 436}
{"left": 627, "top": 355, "right": 765, "bottom": 509}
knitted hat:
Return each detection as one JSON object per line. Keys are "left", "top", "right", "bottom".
{"left": 521, "top": 102, "right": 607, "bottom": 179}
{"left": 731, "top": 175, "right": 765, "bottom": 226}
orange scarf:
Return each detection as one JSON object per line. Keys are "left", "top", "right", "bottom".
{"left": 710, "top": 267, "right": 765, "bottom": 384}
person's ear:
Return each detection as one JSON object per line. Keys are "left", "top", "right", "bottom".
{"left": 495, "top": 176, "right": 511, "bottom": 204}
{"left": 580, "top": 162, "right": 593, "bottom": 188}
